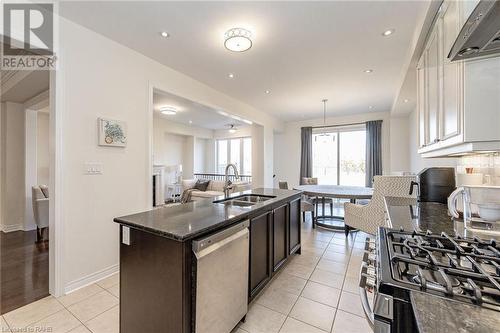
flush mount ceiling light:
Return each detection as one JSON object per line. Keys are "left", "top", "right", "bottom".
{"left": 160, "top": 106, "right": 177, "bottom": 115}
{"left": 382, "top": 29, "right": 395, "bottom": 37}
{"left": 265, "top": 90, "right": 271, "bottom": 94}
{"left": 404, "top": 99, "right": 409, "bottom": 103}
{"left": 228, "top": 124, "right": 238, "bottom": 133}
{"left": 227, "top": 73, "right": 235, "bottom": 79}
{"left": 224, "top": 28, "right": 252, "bottom": 52}
{"left": 369, "top": 105, "right": 374, "bottom": 109}
{"left": 364, "top": 69, "right": 373, "bottom": 73}
{"left": 160, "top": 31, "right": 169, "bottom": 38}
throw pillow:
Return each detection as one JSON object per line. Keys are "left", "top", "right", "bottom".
{"left": 193, "top": 179, "right": 210, "bottom": 192}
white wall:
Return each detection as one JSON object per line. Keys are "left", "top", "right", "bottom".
{"left": 274, "top": 111, "right": 393, "bottom": 188}
{"left": 389, "top": 115, "right": 410, "bottom": 173}
{"left": 408, "top": 109, "right": 457, "bottom": 173}
{"left": 56, "top": 16, "right": 282, "bottom": 292}
{"left": 0, "top": 102, "right": 26, "bottom": 232}
{"left": 194, "top": 138, "right": 207, "bottom": 173}
{"left": 204, "top": 139, "right": 216, "bottom": 173}
{"left": 37, "top": 112, "right": 50, "bottom": 185}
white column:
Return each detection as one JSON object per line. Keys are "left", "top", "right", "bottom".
{"left": 25, "top": 109, "right": 38, "bottom": 230}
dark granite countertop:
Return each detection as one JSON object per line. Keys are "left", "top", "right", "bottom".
{"left": 384, "top": 197, "right": 500, "bottom": 333}
{"left": 411, "top": 291, "right": 500, "bottom": 333}
{"left": 114, "top": 188, "right": 301, "bottom": 241}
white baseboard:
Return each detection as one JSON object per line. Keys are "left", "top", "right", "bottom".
{"left": 0, "top": 223, "right": 24, "bottom": 233}
{"left": 24, "top": 223, "right": 37, "bottom": 231}
{"left": 64, "top": 264, "right": 119, "bottom": 295}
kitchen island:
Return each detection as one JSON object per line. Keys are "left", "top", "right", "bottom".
{"left": 384, "top": 197, "right": 500, "bottom": 333}
{"left": 114, "top": 188, "right": 302, "bottom": 333}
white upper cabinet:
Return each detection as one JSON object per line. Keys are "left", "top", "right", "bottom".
{"left": 417, "top": 0, "right": 500, "bottom": 157}
{"left": 441, "top": 0, "right": 461, "bottom": 140}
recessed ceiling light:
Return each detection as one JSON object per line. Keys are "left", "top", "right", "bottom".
{"left": 228, "top": 73, "right": 235, "bottom": 79}
{"left": 364, "top": 69, "right": 373, "bottom": 73}
{"left": 382, "top": 29, "right": 395, "bottom": 37}
{"left": 160, "top": 31, "right": 169, "bottom": 38}
{"left": 265, "top": 90, "right": 271, "bottom": 94}
{"left": 224, "top": 28, "right": 253, "bottom": 52}
{"left": 189, "top": 120, "right": 193, "bottom": 124}
{"left": 404, "top": 99, "right": 409, "bottom": 103}
{"left": 160, "top": 106, "right": 177, "bottom": 115}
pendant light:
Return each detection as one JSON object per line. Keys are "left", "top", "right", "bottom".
{"left": 317, "top": 99, "right": 333, "bottom": 143}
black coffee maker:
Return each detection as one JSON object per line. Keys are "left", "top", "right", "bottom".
{"left": 410, "top": 167, "right": 456, "bottom": 204}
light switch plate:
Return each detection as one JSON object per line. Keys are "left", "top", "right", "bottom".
{"left": 122, "top": 226, "right": 130, "bottom": 245}
{"left": 84, "top": 162, "right": 103, "bottom": 175}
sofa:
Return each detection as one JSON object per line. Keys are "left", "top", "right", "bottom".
{"left": 181, "top": 179, "right": 251, "bottom": 201}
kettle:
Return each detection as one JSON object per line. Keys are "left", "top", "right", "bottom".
{"left": 447, "top": 187, "right": 470, "bottom": 219}
{"left": 448, "top": 186, "right": 500, "bottom": 222}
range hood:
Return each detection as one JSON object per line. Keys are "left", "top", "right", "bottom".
{"left": 448, "top": 0, "right": 500, "bottom": 61}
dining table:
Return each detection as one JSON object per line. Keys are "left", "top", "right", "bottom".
{"left": 293, "top": 184, "right": 373, "bottom": 231}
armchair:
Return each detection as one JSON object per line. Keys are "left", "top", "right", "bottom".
{"left": 344, "top": 176, "right": 417, "bottom": 235}
{"left": 32, "top": 185, "right": 49, "bottom": 242}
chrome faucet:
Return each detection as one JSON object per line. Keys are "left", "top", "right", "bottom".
{"left": 224, "top": 163, "right": 240, "bottom": 198}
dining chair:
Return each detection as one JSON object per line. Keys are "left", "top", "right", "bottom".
{"left": 280, "top": 180, "right": 314, "bottom": 225}
{"left": 344, "top": 175, "right": 417, "bottom": 235}
{"left": 301, "top": 177, "right": 334, "bottom": 217}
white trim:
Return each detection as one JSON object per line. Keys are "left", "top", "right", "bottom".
{"left": 25, "top": 110, "right": 38, "bottom": 231}
{"left": 64, "top": 264, "right": 119, "bottom": 295}
{"left": 147, "top": 83, "right": 155, "bottom": 209}
{"left": 50, "top": 63, "right": 64, "bottom": 297}
{"left": 0, "top": 223, "right": 24, "bottom": 233}
{"left": 24, "top": 90, "right": 50, "bottom": 111}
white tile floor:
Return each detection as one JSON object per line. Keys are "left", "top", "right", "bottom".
{"left": 239, "top": 219, "right": 373, "bottom": 333}
{"left": 1, "top": 274, "right": 119, "bottom": 333}
{"left": 0, "top": 219, "right": 373, "bottom": 333}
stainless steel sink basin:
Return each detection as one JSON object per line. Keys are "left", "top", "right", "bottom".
{"left": 214, "top": 194, "right": 276, "bottom": 207}
{"left": 232, "top": 194, "right": 275, "bottom": 203}
{"left": 218, "top": 200, "right": 255, "bottom": 208}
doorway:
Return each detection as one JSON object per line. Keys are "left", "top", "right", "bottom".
{"left": 0, "top": 69, "right": 51, "bottom": 314}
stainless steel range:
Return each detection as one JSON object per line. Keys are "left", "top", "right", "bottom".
{"left": 359, "top": 227, "right": 500, "bottom": 332}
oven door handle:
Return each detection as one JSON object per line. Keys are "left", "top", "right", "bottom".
{"left": 359, "top": 261, "right": 375, "bottom": 328}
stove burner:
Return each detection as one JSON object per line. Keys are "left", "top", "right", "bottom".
{"left": 384, "top": 229, "right": 500, "bottom": 311}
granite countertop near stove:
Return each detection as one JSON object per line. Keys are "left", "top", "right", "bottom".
{"left": 411, "top": 291, "right": 500, "bottom": 333}
{"left": 114, "top": 188, "right": 301, "bottom": 241}
{"left": 384, "top": 196, "right": 456, "bottom": 235}
{"left": 385, "top": 196, "right": 500, "bottom": 333}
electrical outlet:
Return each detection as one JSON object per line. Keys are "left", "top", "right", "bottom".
{"left": 84, "top": 162, "right": 103, "bottom": 175}
{"left": 122, "top": 226, "right": 130, "bottom": 245}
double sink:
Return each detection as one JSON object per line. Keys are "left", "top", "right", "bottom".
{"left": 214, "top": 194, "right": 276, "bottom": 207}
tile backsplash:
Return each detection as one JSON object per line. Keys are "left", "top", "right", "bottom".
{"left": 457, "top": 153, "right": 500, "bottom": 186}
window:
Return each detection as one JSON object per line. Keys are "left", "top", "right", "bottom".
{"left": 312, "top": 127, "right": 366, "bottom": 186}
{"left": 216, "top": 137, "right": 252, "bottom": 175}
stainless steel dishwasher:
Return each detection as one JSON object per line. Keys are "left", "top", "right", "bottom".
{"left": 193, "top": 220, "right": 249, "bottom": 333}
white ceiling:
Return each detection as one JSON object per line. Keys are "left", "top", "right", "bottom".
{"left": 60, "top": 1, "right": 430, "bottom": 121}
{"left": 1, "top": 70, "right": 49, "bottom": 103}
{"left": 154, "top": 89, "right": 249, "bottom": 130}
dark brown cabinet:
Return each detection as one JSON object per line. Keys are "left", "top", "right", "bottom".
{"left": 249, "top": 198, "right": 302, "bottom": 300}
{"left": 249, "top": 211, "right": 272, "bottom": 298}
{"left": 273, "top": 204, "right": 288, "bottom": 272}
{"left": 289, "top": 198, "right": 301, "bottom": 255}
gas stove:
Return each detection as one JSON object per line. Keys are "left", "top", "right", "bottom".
{"left": 359, "top": 227, "right": 500, "bottom": 333}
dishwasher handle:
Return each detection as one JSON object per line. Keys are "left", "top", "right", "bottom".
{"left": 192, "top": 220, "right": 250, "bottom": 254}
